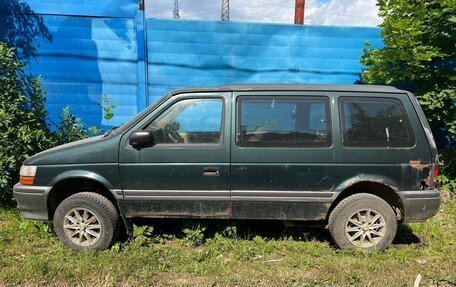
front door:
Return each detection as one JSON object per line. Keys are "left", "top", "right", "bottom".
{"left": 118, "top": 92, "right": 231, "bottom": 218}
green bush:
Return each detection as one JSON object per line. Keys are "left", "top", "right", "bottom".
{"left": 0, "top": 43, "right": 55, "bottom": 205}
{"left": 0, "top": 42, "right": 117, "bottom": 205}
{"left": 55, "top": 106, "right": 90, "bottom": 143}
{"left": 439, "top": 150, "right": 456, "bottom": 193}
{"left": 182, "top": 225, "right": 207, "bottom": 247}
{"left": 55, "top": 96, "right": 117, "bottom": 145}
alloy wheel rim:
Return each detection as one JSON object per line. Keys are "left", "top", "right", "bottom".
{"left": 345, "top": 209, "right": 386, "bottom": 248}
{"left": 63, "top": 207, "right": 102, "bottom": 246}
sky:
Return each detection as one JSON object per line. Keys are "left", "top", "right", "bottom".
{"left": 145, "top": 0, "right": 382, "bottom": 27}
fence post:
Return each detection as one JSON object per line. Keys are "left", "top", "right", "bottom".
{"left": 135, "top": 8, "right": 148, "bottom": 112}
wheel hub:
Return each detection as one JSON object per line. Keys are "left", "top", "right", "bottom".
{"left": 344, "top": 209, "right": 387, "bottom": 248}
{"left": 63, "top": 207, "right": 102, "bottom": 247}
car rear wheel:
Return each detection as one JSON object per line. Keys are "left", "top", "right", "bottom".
{"left": 328, "top": 193, "right": 397, "bottom": 251}
{"left": 53, "top": 192, "right": 120, "bottom": 251}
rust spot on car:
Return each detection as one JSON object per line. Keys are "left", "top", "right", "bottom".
{"left": 387, "top": 184, "right": 399, "bottom": 192}
{"left": 342, "top": 176, "right": 399, "bottom": 192}
{"left": 156, "top": 207, "right": 232, "bottom": 218}
{"left": 131, "top": 207, "right": 232, "bottom": 219}
{"left": 424, "top": 174, "right": 431, "bottom": 189}
{"left": 422, "top": 168, "right": 437, "bottom": 190}
{"left": 364, "top": 178, "right": 399, "bottom": 191}
{"left": 344, "top": 176, "right": 381, "bottom": 188}
{"left": 366, "top": 178, "right": 385, "bottom": 184}
{"left": 409, "top": 160, "right": 429, "bottom": 171}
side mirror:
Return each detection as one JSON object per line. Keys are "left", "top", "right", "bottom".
{"left": 129, "top": 130, "right": 156, "bottom": 150}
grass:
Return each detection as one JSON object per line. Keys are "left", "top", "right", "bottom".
{"left": 0, "top": 201, "right": 455, "bottom": 287}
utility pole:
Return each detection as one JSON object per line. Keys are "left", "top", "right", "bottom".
{"left": 221, "top": 0, "right": 230, "bottom": 21}
{"left": 173, "top": 0, "right": 180, "bottom": 19}
{"left": 294, "top": 0, "right": 305, "bottom": 25}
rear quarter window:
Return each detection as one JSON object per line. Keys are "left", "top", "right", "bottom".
{"left": 339, "top": 97, "right": 415, "bottom": 148}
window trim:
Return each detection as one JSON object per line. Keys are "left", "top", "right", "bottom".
{"left": 236, "top": 95, "right": 332, "bottom": 148}
{"left": 339, "top": 96, "right": 416, "bottom": 148}
{"left": 140, "top": 96, "right": 226, "bottom": 148}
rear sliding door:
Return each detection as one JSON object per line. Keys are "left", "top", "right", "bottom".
{"left": 230, "top": 92, "right": 335, "bottom": 220}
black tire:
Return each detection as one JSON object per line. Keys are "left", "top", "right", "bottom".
{"left": 328, "top": 193, "right": 397, "bottom": 251}
{"left": 53, "top": 192, "right": 120, "bottom": 251}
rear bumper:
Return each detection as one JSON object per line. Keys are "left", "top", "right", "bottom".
{"left": 13, "top": 183, "right": 51, "bottom": 220}
{"left": 398, "top": 190, "right": 441, "bottom": 222}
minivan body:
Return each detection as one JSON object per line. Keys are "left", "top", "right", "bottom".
{"left": 13, "top": 84, "right": 441, "bottom": 251}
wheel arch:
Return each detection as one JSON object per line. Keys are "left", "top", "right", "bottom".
{"left": 47, "top": 172, "right": 121, "bottom": 220}
{"left": 328, "top": 178, "right": 404, "bottom": 222}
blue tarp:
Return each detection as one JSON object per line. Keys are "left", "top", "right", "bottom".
{"left": 147, "top": 19, "right": 382, "bottom": 105}
{"left": 2, "top": 0, "right": 138, "bottom": 18}
{"left": 26, "top": 16, "right": 140, "bottom": 127}
{"left": 0, "top": 0, "right": 382, "bottom": 128}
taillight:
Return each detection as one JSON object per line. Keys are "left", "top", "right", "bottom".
{"left": 432, "top": 164, "right": 439, "bottom": 189}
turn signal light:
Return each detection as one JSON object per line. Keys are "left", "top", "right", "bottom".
{"left": 20, "top": 176, "right": 35, "bottom": 186}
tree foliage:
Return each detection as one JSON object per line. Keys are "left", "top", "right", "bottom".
{"left": 361, "top": 0, "right": 456, "bottom": 191}
{"left": 361, "top": 0, "right": 456, "bottom": 138}
{"left": 0, "top": 43, "right": 55, "bottom": 204}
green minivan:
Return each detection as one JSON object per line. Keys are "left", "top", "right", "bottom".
{"left": 13, "top": 84, "right": 441, "bottom": 251}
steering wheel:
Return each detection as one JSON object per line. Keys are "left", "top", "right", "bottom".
{"left": 164, "top": 123, "right": 184, "bottom": 143}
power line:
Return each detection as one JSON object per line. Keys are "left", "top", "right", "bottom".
{"left": 182, "top": 10, "right": 219, "bottom": 17}
{"left": 146, "top": 1, "right": 173, "bottom": 9}
{"left": 317, "top": 11, "right": 377, "bottom": 20}
{"left": 334, "top": 0, "right": 376, "bottom": 9}
{"left": 234, "top": 1, "right": 294, "bottom": 9}
{"left": 146, "top": 0, "right": 377, "bottom": 23}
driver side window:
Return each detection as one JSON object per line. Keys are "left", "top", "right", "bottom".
{"left": 145, "top": 98, "right": 223, "bottom": 144}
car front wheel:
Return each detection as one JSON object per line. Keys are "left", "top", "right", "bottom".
{"left": 53, "top": 192, "right": 120, "bottom": 251}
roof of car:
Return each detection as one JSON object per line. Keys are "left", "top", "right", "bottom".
{"left": 170, "top": 84, "right": 404, "bottom": 95}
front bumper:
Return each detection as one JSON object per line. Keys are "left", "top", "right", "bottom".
{"left": 399, "top": 190, "right": 441, "bottom": 222}
{"left": 13, "top": 183, "right": 51, "bottom": 220}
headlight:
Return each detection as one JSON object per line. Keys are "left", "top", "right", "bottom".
{"left": 20, "top": 165, "right": 37, "bottom": 177}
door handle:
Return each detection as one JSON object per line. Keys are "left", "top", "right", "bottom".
{"left": 203, "top": 167, "right": 220, "bottom": 176}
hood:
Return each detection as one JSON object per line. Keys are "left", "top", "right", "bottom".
{"left": 24, "top": 135, "right": 121, "bottom": 165}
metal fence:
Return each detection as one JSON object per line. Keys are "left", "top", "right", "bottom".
{"left": 0, "top": 0, "right": 382, "bottom": 128}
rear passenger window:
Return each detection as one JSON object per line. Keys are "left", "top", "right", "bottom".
{"left": 340, "top": 97, "right": 415, "bottom": 147}
{"left": 237, "top": 96, "right": 331, "bottom": 147}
